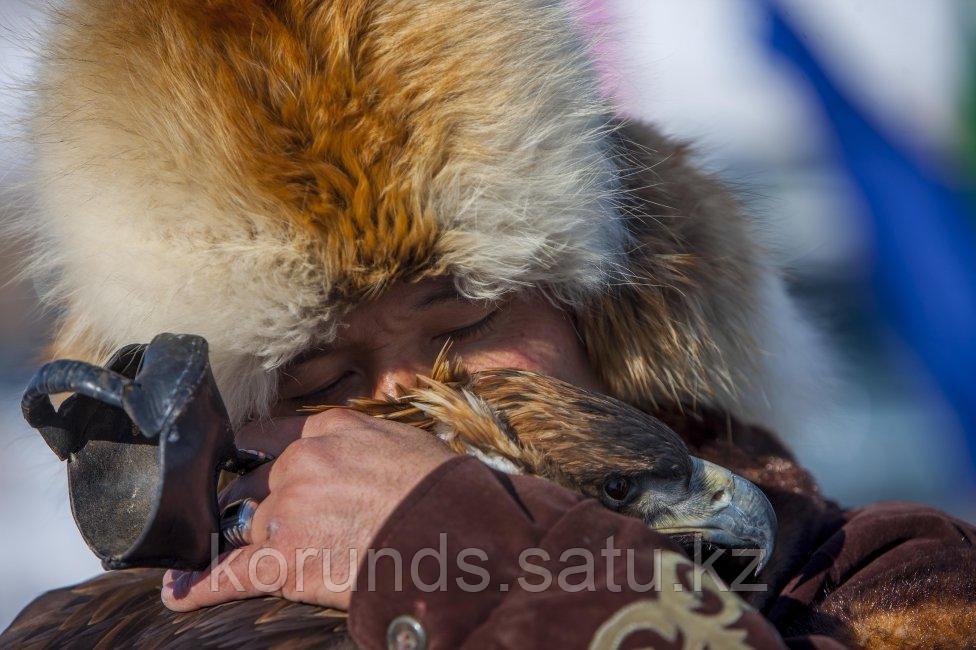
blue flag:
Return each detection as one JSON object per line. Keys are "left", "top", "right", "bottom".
{"left": 761, "top": 1, "right": 976, "bottom": 470}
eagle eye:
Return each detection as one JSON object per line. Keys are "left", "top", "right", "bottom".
{"left": 602, "top": 475, "right": 635, "bottom": 508}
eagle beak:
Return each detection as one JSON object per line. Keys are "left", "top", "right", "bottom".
{"left": 652, "top": 458, "right": 777, "bottom": 573}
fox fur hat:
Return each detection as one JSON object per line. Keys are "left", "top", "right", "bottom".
{"left": 24, "top": 0, "right": 821, "bottom": 433}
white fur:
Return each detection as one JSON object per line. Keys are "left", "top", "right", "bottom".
{"left": 25, "top": 0, "right": 626, "bottom": 425}
{"left": 19, "top": 0, "right": 823, "bottom": 438}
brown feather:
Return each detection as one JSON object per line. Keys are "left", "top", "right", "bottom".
{"left": 1, "top": 357, "right": 698, "bottom": 647}
{"left": 2, "top": 569, "right": 352, "bottom": 648}
{"left": 327, "top": 347, "right": 692, "bottom": 496}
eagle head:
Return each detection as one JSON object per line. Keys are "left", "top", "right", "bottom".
{"left": 331, "top": 351, "right": 778, "bottom": 569}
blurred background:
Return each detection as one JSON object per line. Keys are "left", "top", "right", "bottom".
{"left": 1, "top": 0, "right": 975, "bottom": 630}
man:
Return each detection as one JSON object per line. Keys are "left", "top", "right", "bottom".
{"left": 7, "top": 0, "right": 975, "bottom": 647}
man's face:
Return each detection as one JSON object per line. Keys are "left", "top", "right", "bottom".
{"left": 272, "top": 279, "right": 605, "bottom": 414}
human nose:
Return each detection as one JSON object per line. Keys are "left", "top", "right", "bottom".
{"left": 234, "top": 416, "right": 307, "bottom": 457}
{"left": 371, "top": 363, "right": 430, "bottom": 400}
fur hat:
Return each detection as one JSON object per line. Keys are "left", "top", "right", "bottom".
{"left": 24, "top": 0, "right": 821, "bottom": 433}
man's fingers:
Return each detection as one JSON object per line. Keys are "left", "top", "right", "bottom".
{"left": 162, "top": 487, "right": 286, "bottom": 614}
{"left": 161, "top": 542, "right": 285, "bottom": 612}
{"left": 161, "top": 491, "right": 302, "bottom": 613}
{"left": 217, "top": 490, "right": 277, "bottom": 550}
{"left": 218, "top": 462, "right": 273, "bottom": 510}
{"left": 300, "top": 407, "right": 424, "bottom": 440}
{"left": 300, "top": 408, "right": 369, "bottom": 438}
{"left": 247, "top": 493, "right": 276, "bottom": 546}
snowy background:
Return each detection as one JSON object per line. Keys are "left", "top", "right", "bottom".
{"left": 1, "top": 0, "right": 974, "bottom": 630}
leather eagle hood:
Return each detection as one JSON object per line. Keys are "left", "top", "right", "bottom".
{"left": 24, "top": 0, "right": 823, "bottom": 433}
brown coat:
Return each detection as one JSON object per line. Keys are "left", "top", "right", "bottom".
{"left": 5, "top": 449, "right": 975, "bottom": 648}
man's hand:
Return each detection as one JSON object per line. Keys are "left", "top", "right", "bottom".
{"left": 160, "top": 409, "right": 454, "bottom": 612}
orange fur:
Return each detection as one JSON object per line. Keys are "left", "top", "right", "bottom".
{"left": 28, "top": 1, "right": 822, "bottom": 433}
{"left": 31, "top": 0, "right": 628, "bottom": 424}
{"left": 849, "top": 602, "right": 976, "bottom": 649}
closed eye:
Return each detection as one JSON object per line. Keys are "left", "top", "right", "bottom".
{"left": 433, "top": 309, "right": 499, "bottom": 344}
{"left": 294, "top": 370, "right": 354, "bottom": 406}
